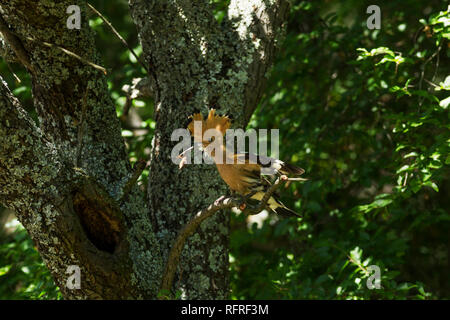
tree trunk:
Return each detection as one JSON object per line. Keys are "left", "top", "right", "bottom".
{"left": 0, "top": 0, "right": 289, "bottom": 299}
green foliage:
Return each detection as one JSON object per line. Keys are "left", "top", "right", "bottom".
{"left": 0, "top": 219, "right": 61, "bottom": 299}
{"left": 230, "top": 0, "right": 449, "bottom": 300}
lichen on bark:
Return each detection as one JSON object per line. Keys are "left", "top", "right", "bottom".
{"left": 0, "top": 0, "right": 289, "bottom": 299}
{"left": 129, "top": 0, "right": 290, "bottom": 299}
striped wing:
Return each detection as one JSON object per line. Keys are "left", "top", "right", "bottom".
{"left": 235, "top": 152, "right": 305, "bottom": 176}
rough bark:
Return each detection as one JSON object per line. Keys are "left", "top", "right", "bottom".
{"left": 0, "top": 0, "right": 289, "bottom": 299}
{"left": 0, "top": 0, "right": 162, "bottom": 299}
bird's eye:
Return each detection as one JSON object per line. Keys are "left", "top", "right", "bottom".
{"left": 208, "top": 137, "right": 215, "bottom": 142}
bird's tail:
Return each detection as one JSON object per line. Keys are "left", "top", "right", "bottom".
{"left": 272, "top": 196, "right": 301, "bottom": 217}
{"left": 251, "top": 192, "right": 302, "bottom": 217}
{"left": 279, "top": 162, "right": 305, "bottom": 176}
{"left": 274, "top": 205, "right": 301, "bottom": 217}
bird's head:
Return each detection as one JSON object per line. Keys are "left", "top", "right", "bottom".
{"left": 187, "top": 109, "right": 231, "bottom": 149}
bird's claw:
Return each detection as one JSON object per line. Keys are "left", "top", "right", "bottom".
{"left": 242, "top": 202, "right": 263, "bottom": 215}
{"left": 232, "top": 191, "right": 258, "bottom": 212}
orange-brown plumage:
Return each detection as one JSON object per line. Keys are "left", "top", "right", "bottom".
{"left": 186, "top": 109, "right": 305, "bottom": 216}
{"left": 187, "top": 109, "right": 231, "bottom": 145}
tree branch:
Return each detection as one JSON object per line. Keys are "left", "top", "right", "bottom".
{"left": 121, "top": 77, "right": 153, "bottom": 117}
{"left": 0, "top": 78, "right": 150, "bottom": 298}
{"left": 129, "top": 0, "right": 292, "bottom": 298}
{"left": 0, "top": 77, "right": 61, "bottom": 203}
{"left": 0, "top": 13, "right": 33, "bottom": 72}
{"left": 0, "top": 1, "right": 163, "bottom": 298}
{"left": 159, "top": 175, "right": 290, "bottom": 296}
{"left": 0, "top": 36, "right": 18, "bottom": 63}
{"left": 119, "top": 159, "right": 147, "bottom": 203}
{"left": 228, "top": 0, "right": 291, "bottom": 124}
{"left": 87, "top": 2, "right": 149, "bottom": 74}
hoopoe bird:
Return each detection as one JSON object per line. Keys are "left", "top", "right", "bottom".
{"left": 182, "top": 109, "right": 306, "bottom": 217}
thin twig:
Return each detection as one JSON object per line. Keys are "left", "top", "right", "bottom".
{"left": 4, "top": 61, "right": 21, "bottom": 83}
{"left": 119, "top": 160, "right": 147, "bottom": 203}
{"left": 0, "top": 14, "right": 106, "bottom": 75}
{"left": 431, "top": 43, "right": 442, "bottom": 83}
{"left": 347, "top": 254, "right": 368, "bottom": 275}
{"left": 24, "top": 36, "right": 107, "bottom": 74}
{"left": 121, "top": 77, "right": 153, "bottom": 117}
{"left": 423, "top": 78, "right": 439, "bottom": 88}
{"left": 87, "top": 3, "right": 149, "bottom": 74}
{"left": 418, "top": 45, "right": 441, "bottom": 109}
{"left": 402, "top": 172, "right": 408, "bottom": 187}
{"left": 159, "top": 175, "right": 292, "bottom": 295}
{"left": 0, "top": 14, "right": 33, "bottom": 72}
{"left": 330, "top": 244, "right": 368, "bottom": 275}
{"left": 159, "top": 197, "right": 235, "bottom": 296}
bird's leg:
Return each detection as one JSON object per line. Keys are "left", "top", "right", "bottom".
{"left": 229, "top": 191, "right": 241, "bottom": 201}
{"left": 243, "top": 201, "right": 264, "bottom": 215}
{"left": 229, "top": 191, "right": 245, "bottom": 209}
{"left": 244, "top": 200, "right": 261, "bottom": 212}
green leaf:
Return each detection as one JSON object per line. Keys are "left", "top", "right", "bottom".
{"left": 0, "top": 265, "right": 12, "bottom": 277}
{"left": 439, "top": 96, "right": 450, "bottom": 109}
{"left": 423, "top": 181, "right": 439, "bottom": 192}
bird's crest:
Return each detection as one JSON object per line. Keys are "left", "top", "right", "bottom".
{"left": 187, "top": 109, "right": 231, "bottom": 142}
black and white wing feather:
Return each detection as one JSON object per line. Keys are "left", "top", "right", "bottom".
{"left": 235, "top": 152, "right": 305, "bottom": 176}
